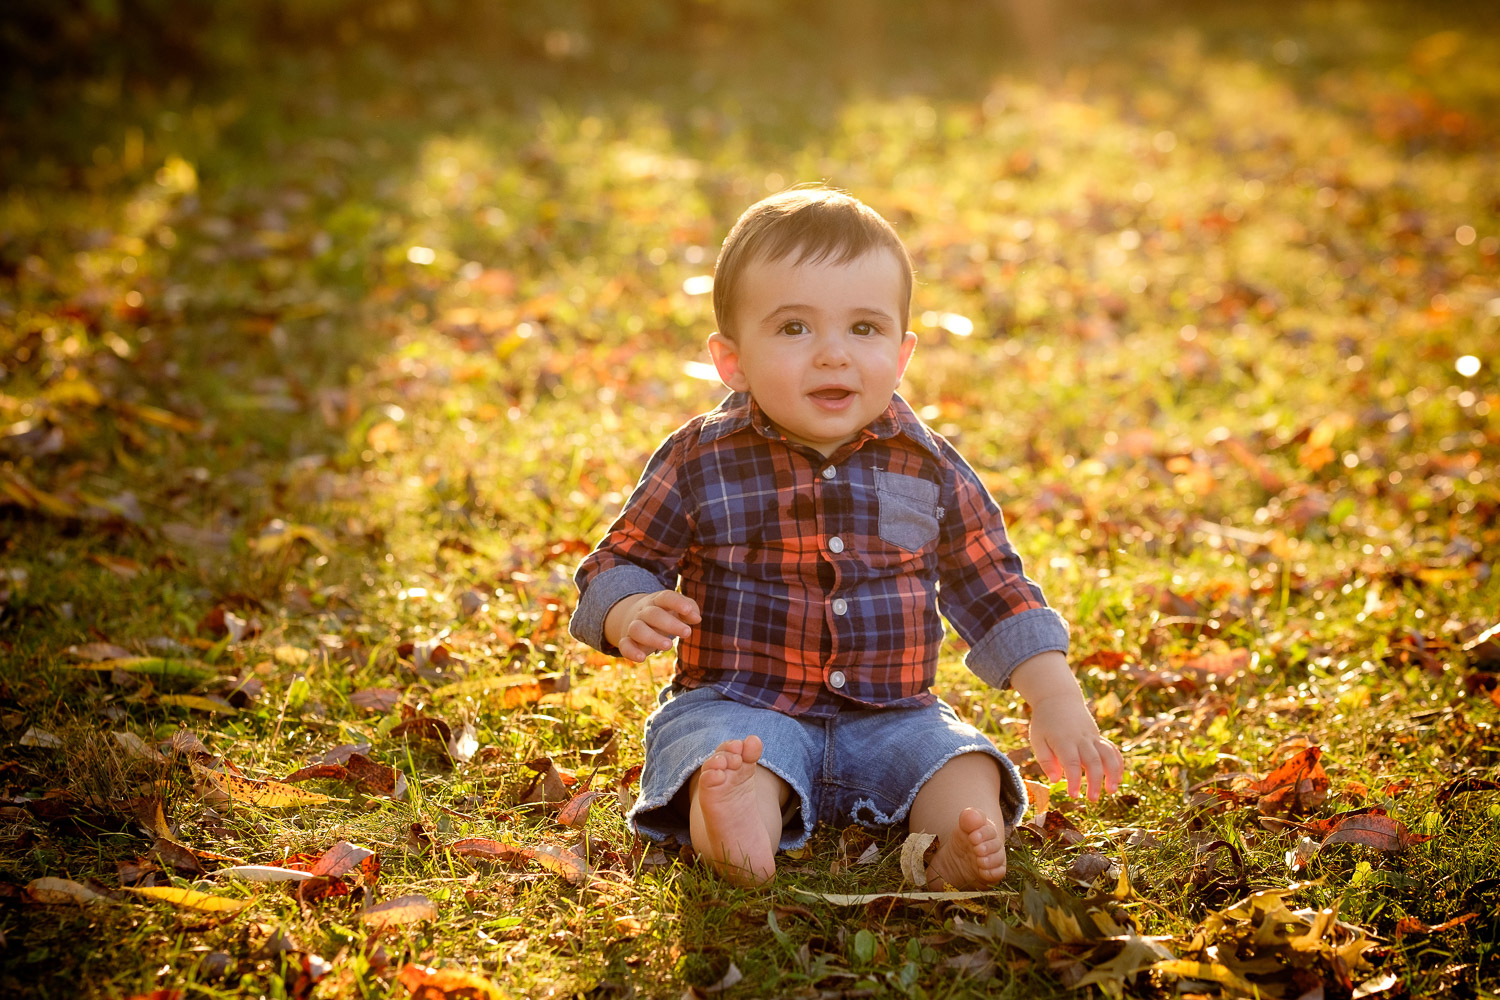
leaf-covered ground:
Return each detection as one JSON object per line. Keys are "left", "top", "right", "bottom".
{"left": 2, "top": 3, "right": 1499, "bottom": 998}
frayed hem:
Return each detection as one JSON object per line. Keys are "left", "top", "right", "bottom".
{"left": 872, "top": 743, "right": 1029, "bottom": 830}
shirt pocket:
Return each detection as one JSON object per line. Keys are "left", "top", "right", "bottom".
{"left": 874, "top": 471, "right": 941, "bottom": 552}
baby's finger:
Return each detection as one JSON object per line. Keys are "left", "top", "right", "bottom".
{"left": 656, "top": 591, "right": 702, "bottom": 623}
{"left": 1099, "top": 739, "right": 1125, "bottom": 793}
{"left": 625, "top": 619, "right": 674, "bottom": 654}
{"left": 638, "top": 605, "right": 693, "bottom": 639}
{"left": 1050, "top": 741, "right": 1083, "bottom": 798}
{"left": 1077, "top": 744, "right": 1106, "bottom": 801}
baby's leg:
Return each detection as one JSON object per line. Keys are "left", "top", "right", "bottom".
{"left": 908, "top": 752, "right": 1008, "bottom": 890}
{"left": 688, "top": 735, "right": 789, "bottom": 886}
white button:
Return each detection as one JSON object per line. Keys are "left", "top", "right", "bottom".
{"left": 832, "top": 598, "right": 848, "bottom": 616}
{"left": 829, "top": 670, "right": 847, "bottom": 689}
{"left": 828, "top": 536, "right": 845, "bottom": 554}
{"left": 822, "top": 466, "right": 836, "bottom": 480}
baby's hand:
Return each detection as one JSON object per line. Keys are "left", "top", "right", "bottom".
{"left": 605, "top": 590, "right": 702, "bottom": 662}
{"left": 1028, "top": 694, "right": 1123, "bottom": 802}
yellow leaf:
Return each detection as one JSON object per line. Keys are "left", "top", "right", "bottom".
{"left": 361, "top": 894, "right": 437, "bottom": 928}
{"left": 194, "top": 765, "right": 340, "bottom": 807}
{"left": 157, "top": 694, "right": 238, "bottom": 714}
{"left": 1150, "top": 959, "right": 1259, "bottom": 995}
{"left": 124, "top": 885, "right": 250, "bottom": 913}
{"left": 68, "top": 657, "right": 217, "bottom": 685}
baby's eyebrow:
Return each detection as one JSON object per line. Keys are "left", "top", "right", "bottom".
{"left": 761, "top": 304, "right": 897, "bottom": 326}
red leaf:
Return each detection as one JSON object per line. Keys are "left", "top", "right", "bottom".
{"left": 1435, "top": 776, "right": 1500, "bottom": 807}
{"left": 390, "top": 716, "right": 452, "bottom": 745}
{"left": 1395, "top": 912, "right": 1477, "bottom": 936}
{"left": 557, "top": 790, "right": 603, "bottom": 828}
{"left": 1319, "top": 812, "right": 1432, "bottom": 851}
{"left": 1246, "top": 746, "right": 1329, "bottom": 815}
{"left": 1302, "top": 806, "right": 1388, "bottom": 839}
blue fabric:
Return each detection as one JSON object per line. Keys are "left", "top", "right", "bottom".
{"left": 629, "top": 683, "right": 1029, "bottom": 849}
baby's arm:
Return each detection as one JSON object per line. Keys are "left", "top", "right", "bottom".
{"left": 603, "top": 590, "right": 702, "bottom": 663}
{"left": 1010, "top": 651, "right": 1123, "bottom": 801}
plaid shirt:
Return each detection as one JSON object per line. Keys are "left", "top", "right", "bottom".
{"left": 570, "top": 392, "right": 1069, "bottom": 718}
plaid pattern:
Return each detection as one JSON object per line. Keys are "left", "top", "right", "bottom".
{"left": 570, "top": 392, "right": 1068, "bottom": 718}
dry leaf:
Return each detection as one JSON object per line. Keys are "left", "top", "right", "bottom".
{"left": 27, "top": 877, "right": 105, "bottom": 904}
{"left": 1319, "top": 813, "right": 1432, "bottom": 852}
{"left": 795, "top": 888, "right": 1001, "bottom": 905}
{"left": 396, "top": 963, "right": 505, "bottom": 1000}
{"left": 899, "top": 832, "right": 938, "bottom": 888}
{"left": 194, "top": 765, "right": 339, "bottom": 808}
{"left": 310, "top": 841, "right": 375, "bottom": 877}
{"left": 113, "top": 731, "right": 169, "bottom": 763}
{"left": 557, "top": 790, "right": 604, "bottom": 828}
{"left": 123, "top": 886, "right": 252, "bottom": 913}
{"left": 67, "top": 642, "right": 134, "bottom": 660}
{"left": 20, "top": 727, "right": 63, "bottom": 748}
{"left": 216, "top": 865, "right": 317, "bottom": 882}
{"left": 361, "top": 894, "right": 437, "bottom": 928}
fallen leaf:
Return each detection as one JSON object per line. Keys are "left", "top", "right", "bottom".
{"left": 27, "top": 877, "right": 105, "bottom": 904}
{"left": 194, "top": 765, "right": 340, "bottom": 808}
{"left": 447, "top": 721, "right": 479, "bottom": 762}
{"left": 67, "top": 642, "right": 133, "bottom": 661}
{"left": 1434, "top": 775, "right": 1500, "bottom": 806}
{"left": 1319, "top": 813, "right": 1433, "bottom": 851}
{"left": 123, "top": 886, "right": 252, "bottom": 913}
{"left": 796, "top": 888, "right": 1003, "bottom": 905}
{"left": 20, "top": 726, "right": 63, "bottom": 748}
{"left": 1150, "top": 959, "right": 1260, "bottom": 995}
{"left": 216, "top": 865, "right": 317, "bottom": 882}
{"left": 310, "top": 841, "right": 375, "bottom": 877}
{"left": 113, "top": 731, "right": 169, "bottom": 763}
{"left": 557, "top": 790, "right": 604, "bottom": 828}
{"left": 350, "top": 687, "right": 401, "bottom": 713}
{"left": 1243, "top": 746, "right": 1329, "bottom": 815}
{"left": 899, "top": 832, "right": 938, "bottom": 888}
{"left": 361, "top": 894, "right": 437, "bottom": 928}
{"left": 69, "top": 657, "right": 217, "bottom": 686}
{"left": 1394, "top": 913, "right": 1477, "bottom": 936}
{"left": 395, "top": 963, "right": 505, "bottom": 1000}
{"left": 157, "top": 693, "right": 238, "bottom": 714}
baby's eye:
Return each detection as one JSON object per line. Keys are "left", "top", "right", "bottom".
{"left": 851, "top": 322, "right": 879, "bottom": 336}
{"left": 779, "top": 321, "right": 809, "bottom": 337}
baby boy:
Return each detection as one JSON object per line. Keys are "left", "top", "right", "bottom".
{"left": 570, "top": 186, "right": 1122, "bottom": 887}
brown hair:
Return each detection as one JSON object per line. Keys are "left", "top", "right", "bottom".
{"left": 712, "top": 186, "right": 914, "bottom": 338}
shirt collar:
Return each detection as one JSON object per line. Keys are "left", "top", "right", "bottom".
{"left": 698, "top": 391, "right": 944, "bottom": 461}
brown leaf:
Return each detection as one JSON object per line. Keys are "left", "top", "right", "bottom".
{"left": 1434, "top": 775, "right": 1500, "bottom": 806}
{"left": 390, "top": 716, "right": 452, "bottom": 746}
{"left": 557, "top": 789, "right": 604, "bottom": 828}
{"left": 396, "top": 963, "right": 505, "bottom": 1000}
{"left": 350, "top": 687, "right": 401, "bottom": 713}
{"left": 1394, "top": 913, "right": 1477, "bottom": 936}
{"left": 309, "top": 841, "right": 375, "bottom": 877}
{"left": 1245, "top": 746, "right": 1329, "bottom": 815}
{"left": 1319, "top": 813, "right": 1432, "bottom": 851}
{"left": 67, "top": 641, "right": 133, "bottom": 661}
{"left": 361, "top": 893, "right": 437, "bottom": 928}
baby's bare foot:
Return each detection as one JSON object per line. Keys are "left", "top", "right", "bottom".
{"left": 695, "top": 735, "right": 776, "bottom": 886}
{"left": 926, "top": 807, "right": 1007, "bottom": 890}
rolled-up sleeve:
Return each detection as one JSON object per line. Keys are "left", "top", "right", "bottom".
{"left": 934, "top": 441, "right": 1068, "bottom": 687}
{"left": 570, "top": 430, "right": 697, "bottom": 654}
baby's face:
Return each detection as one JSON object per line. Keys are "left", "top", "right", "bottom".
{"left": 708, "top": 248, "right": 916, "bottom": 458}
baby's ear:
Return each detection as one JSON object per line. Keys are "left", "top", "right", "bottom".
{"left": 897, "top": 330, "right": 918, "bottom": 378}
{"left": 707, "top": 332, "right": 749, "bottom": 392}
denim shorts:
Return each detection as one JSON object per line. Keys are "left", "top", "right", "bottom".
{"left": 628, "top": 683, "right": 1028, "bottom": 850}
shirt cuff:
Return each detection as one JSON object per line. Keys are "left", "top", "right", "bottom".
{"left": 964, "top": 607, "right": 1070, "bottom": 689}
{"left": 568, "top": 564, "right": 668, "bottom": 653}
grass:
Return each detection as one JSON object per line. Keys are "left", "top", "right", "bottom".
{"left": 2, "top": 1, "right": 1499, "bottom": 997}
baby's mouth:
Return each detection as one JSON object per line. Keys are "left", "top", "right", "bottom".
{"left": 809, "top": 388, "right": 853, "bottom": 401}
